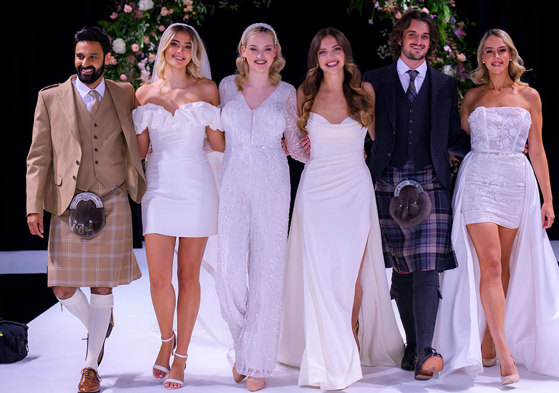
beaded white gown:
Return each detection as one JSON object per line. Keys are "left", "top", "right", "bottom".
{"left": 278, "top": 113, "right": 403, "bottom": 390}
{"left": 132, "top": 101, "right": 222, "bottom": 237}
{"left": 215, "top": 75, "right": 308, "bottom": 377}
{"left": 434, "top": 106, "right": 559, "bottom": 378}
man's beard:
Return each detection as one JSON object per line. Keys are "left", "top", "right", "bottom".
{"left": 76, "top": 64, "right": 105, "bottom": 85}
{"left": 402, "top": 46, "right": 427, "bottom": 61}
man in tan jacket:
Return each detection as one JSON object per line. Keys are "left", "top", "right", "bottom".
{"left": 26, "top": 26, "right": 146, "bottom": 393}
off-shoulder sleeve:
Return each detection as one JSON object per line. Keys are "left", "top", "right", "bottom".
{"left": 283, "top": 84, "right": 309, "bottom": 163}
{"left": 176, "top": 102, "right": 222, "bottom": 131}
{"left": 132, "top": 105, "right": 153, "bottom": 135}
{"left": 202, "top": 103, "right": 222, "bottom": 131}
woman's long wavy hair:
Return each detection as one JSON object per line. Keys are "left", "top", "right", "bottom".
{"left": 471, "top": 28, "right": 527, "bottom": 86}
{"left": 297, "top": 27, "right": 372, "bottom": 135}
{"left": 235, "top": 25, "right": 286, "bottom": 91}
{"left": 154, "top": 24, "right": 205, "bottom": 83}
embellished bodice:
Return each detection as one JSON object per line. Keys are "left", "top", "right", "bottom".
{"left": 468, "top": 106, "right": 531, "bottom": 154}
{"left": 218, "top": 75, "right": 308, "bottom": 162}
{"left": 462, "top": 106, "right": 532, "bottom": 229}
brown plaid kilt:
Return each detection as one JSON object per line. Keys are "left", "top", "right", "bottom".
{"left": 47, "top": 185, "right": 142, "bottom": 287}
{"left": 375, "top": 162, "right": 457, "bottom": 273}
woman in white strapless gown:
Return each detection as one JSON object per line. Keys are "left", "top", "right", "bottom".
{"left": 133, "top": 24, "right": 224, "bottom": 390}
{"left": 278, "top": 28, "right": 403, "bottom": 391}
{"left": 433, "top": 29, "right": 559, "bottom": 383}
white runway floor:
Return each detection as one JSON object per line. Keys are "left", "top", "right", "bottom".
{"left": 1, "top": 242, "right": 559, "bottom": 393}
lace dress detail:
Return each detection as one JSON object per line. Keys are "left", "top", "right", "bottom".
{"left": 434, "top": 105, "right": 559, "bottom": 379}
{"left": 461, "top": 106, "right": 532, "bottom": 228}
{"left": 215, "top": 75, "right": 308, "bottom": 377}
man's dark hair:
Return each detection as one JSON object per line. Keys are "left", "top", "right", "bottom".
{"left": 389, "top": 10, "right": 439, "bottom": 61}
{"left": 74, "top": 26, "right": 111, "bottom": 55}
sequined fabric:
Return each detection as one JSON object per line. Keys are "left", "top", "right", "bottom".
{"left": 215, "top": 75, "right": 308, "bottom": 377}
{"left": 461, "top": 106, "right": 532, "bottom": 228}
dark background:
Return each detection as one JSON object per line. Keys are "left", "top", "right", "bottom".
{"left": 1, "top": 0, "right": 557, "bottom": 321}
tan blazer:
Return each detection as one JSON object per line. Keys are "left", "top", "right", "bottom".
{"left": 26, "top": 75, "right": 146, "bottom": 216}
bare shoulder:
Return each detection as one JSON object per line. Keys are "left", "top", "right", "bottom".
{"left": 135, "top": 83, "right": 155, "bottom": 105}
{"left": 462, "top": 86, "right": 484, "bottom": 113}
{"left": 362, "top": 81, "right": 375, "bottom": 99}
{"left": 296, "top": 84, "right": 305, "bottom": 98}
{"left": 192, "top": 78, "right": 219, "bottom": 105}
{"left": 196, "top": 77, "right": 218, "bottom": 94}
{"left": 518, "top": 84, "right": 541, "bottom": 109}
{"left": 297, "top": 84, "right": 307, "bottom": 101}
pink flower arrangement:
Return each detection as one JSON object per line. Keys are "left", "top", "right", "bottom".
{"left": 100, "top": 0, "right": 272, "bottom": 88}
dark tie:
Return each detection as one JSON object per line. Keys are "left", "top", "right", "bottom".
{"left": 406, "top": 70, "right": 419, "bottom": 103}
{"left": 88, "top": 90, "right": 101, "bottom": 114}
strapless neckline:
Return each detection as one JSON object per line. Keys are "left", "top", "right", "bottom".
{"left": 309, "top": 112, "right": 358, "bottom": 126}
{"left": 469, "top": 105, "right": 531, "bottom": 120}
{"left": 138, "top": 101, "right": 216, "bottom": 117}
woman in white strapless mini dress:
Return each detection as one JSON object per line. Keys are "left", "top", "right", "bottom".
{"left": 434, "top": 29, "right": 559, "bottom": 384}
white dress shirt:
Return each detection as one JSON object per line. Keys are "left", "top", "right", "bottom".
{"left": 397, "top": 57, "right": 427, "bottom": 93}
{"left": 73, "top": 76, "right": 106, "bottom": 112}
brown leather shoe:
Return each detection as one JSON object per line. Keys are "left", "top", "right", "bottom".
{"left": 78, "top": 367, "right": 101, "bottom": 393}
{"left": 414, "top": 347, "right": 444, "bottom": 381}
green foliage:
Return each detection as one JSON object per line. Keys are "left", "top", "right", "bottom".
{"left": 347, "top": 0, "right": 476, "bottom": 99}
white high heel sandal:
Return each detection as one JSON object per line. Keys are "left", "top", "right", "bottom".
{"left": 153, "top": 333, "right": 176, "bottom": 379}
{"left": 163, "top": 353, "right": 188, "bottom": 389}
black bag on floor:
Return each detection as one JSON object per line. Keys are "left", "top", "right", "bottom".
{"left": 0, "top": 319, "right": 29, "bottom": 363}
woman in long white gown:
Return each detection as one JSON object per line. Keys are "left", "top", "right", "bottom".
{"left": 278, "top": 27, "right": 403, "bottom": 391}
{"left": 433, "top": 29, "right": 559, "bottom": 384}
{"left": 133, "top": 24, "right": 224, "bottom": 390}
{"left": 215, "top": 23, "right": 308, "bottom": 392}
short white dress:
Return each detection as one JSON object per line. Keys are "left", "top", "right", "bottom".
{"left": 132, "top": 101, "right": 222, "bottom": 237}
{"left": 461, "top": 106, "right": 530, "bottom": 228}
{"left": 434, "top": 106, "right": 559, "bottom": 379}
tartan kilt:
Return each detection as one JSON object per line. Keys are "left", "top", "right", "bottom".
{"left": 47, "top": 185, "right": 142, "bottom": 287}
{"left": 375, "top": 162, "right": 457, "bottom": 273}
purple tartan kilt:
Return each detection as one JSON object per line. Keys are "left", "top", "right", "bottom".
{"left": 375, "top": 163, "right": 457, "bottom": 273}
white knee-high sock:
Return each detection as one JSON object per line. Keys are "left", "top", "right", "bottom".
{"left": 84, "top": 293, "right": 114, "bottom": 370}
{"left": 58, "top": 288, "right": 90, "bottom": 330}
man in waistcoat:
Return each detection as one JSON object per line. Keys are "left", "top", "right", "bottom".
{"left": 26, "top": 26, "right": 146, "bottom": 392}
{"left": 363, "top": 10, "right": 469, "bottom": 380}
